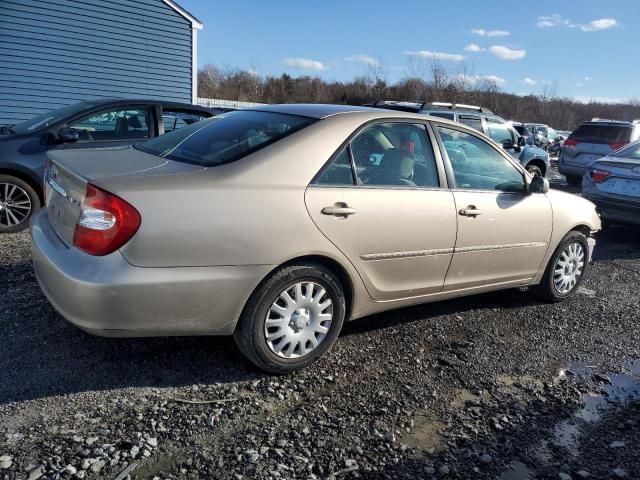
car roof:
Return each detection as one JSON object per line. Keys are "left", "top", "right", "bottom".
{"left": 246, "top": 104, "right": 383, "bottom": 119}
{"left": 582, "top": 120, "right": 633, "bottom": 126}
{"left": 79, "top": 98, "right": 210, "bottom": 110}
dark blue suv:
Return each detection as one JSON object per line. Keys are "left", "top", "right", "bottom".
{"left": 0, "top": 99, "right": 214, "bottom": 232}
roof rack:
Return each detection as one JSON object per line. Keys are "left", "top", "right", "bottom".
{"left": 372, "top": 100, "right": 427, "bottom": 108}
{"left": 424, "top": 101, "right": 493, "bottom": 114}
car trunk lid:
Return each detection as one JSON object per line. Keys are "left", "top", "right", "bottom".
{"left": 591, "top": 158, "right": 640, "bottom": 200}
{"left": 45, "top": 145, "right": 204, "bottom": 246}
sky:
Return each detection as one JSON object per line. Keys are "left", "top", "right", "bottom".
{"left": 178, "top": 0, "right": 635, "bottom": 103}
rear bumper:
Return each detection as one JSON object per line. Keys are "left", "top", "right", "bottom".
{"left": 558, "top": 162, "right": 586, "bottom": 177}
{"left": 30, "top": 210, "right": 273, "bottom": 337}
{"left": 583, "top": 193, "right": 640, "bottom": 225}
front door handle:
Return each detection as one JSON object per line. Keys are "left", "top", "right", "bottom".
{"left": 459, "top": 206, "right": 482, "bottom": 217}
{"left": 321, "top": 204, "right": 356, "bottom": 217}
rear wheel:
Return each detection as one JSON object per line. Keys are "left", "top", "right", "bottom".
{"left": 0, "top": 175, "right": 39, "bottom": 233}
{"left": 534, "top": 231, "right": 589, "bottom": 302}
{"left": 234, "top": 264, "right": 346, "bottom": 374}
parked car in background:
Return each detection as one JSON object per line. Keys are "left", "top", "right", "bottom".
{"left": 524, "top": 123, "right": 552, "bottom": 150}
{"left": 582, "top": 140, "right": 640, "bottom": 225}
{"left": 0, "top": 99, "right": 215, "bottom": 233}
{"left": 32, "top": 104, "right": 600, "bottom": 373}
{"left": 368, "top": 102, "right": 549, "bottom": 177}
{"left": 559, "top": 119, "right": 640, "bottom": 186}
{"left": 511, "top": 122, "right": 536, "bottom": 145}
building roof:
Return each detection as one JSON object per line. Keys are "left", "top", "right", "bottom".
{"left": 163, "top": 0, "right": 203, "bottom": 29}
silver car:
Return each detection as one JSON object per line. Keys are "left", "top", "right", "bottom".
{"left": 31, "top": 105, "right": 601, "bottom": 373}
{"left": 560, "top": 119, "right": 640, "bottom": 185}
{"left": 582, "top": 141, "right": 640, "bottom": 225}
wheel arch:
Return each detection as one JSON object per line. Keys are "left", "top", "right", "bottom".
{"left": 235, "top": 254, "right": 356, "bottom": 334}
{"left": 0, "top": 167, "right": 44, "bottom": 205}
{"left": 526, "top": 158, "right": 547, "bottom": 176}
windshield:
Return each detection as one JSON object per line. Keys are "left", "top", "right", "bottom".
{"left": 612, "top": 142, "right": 640, "bottom": 159}
{"left": 135, "top": 110, "right": 316, "bottom": 166}
{"left": 11, "top": 102, "right": 96, "bottom": 135}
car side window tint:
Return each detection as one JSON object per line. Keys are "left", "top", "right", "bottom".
{"left": 69, "top": 107, "right": 149, "bottom": 142}
{"left": 487, "top": 118, "right": 514, "bottom": 146}
{"left": 350, "top": 123, "right": 439, "bottom": 188}
{"left": 314, "top": 147, "right": 354, "bottom": 185}
{"left": 458, "top": 115, "right": 483, "bottom": 132}
{"left": 437, "top": 126, "right": 526, "bottom": 193}
{"left": 162, "top": 108, "right": 208, "bottom": 133}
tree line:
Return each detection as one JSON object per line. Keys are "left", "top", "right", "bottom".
{"left": 197, "top": 61, "right": 640, "bottom": 131}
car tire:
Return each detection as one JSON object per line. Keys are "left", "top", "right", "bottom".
{"left": 233, "top": 263, "right": 346, "bottom": 374}
{"left": 534, "top": 231, "right": 589, "bottom": 303}
{"left": 0, "top": 175, "right": 40, "bottom": 234}
{"left": 526, "top": 165, "right": 543, "bottom": 177}
{"left": 565, "top": 175, "right": 582, "bottom": 186}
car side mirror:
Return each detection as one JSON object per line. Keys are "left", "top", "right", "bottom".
{"left": 530, "top": 175, "right": 549, "bottom": 194}
{"left": 501, "top": 139, "right": 514, "bottom": 150}
{"left": 518, "top": 136, "right": 526, "bottom": 147}
{"left": 57, "top": 128, "right": 79, "bottom": 143}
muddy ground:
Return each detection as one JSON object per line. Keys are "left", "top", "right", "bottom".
{"left": 1, "top": 165, "right": 639, "bottom": 480}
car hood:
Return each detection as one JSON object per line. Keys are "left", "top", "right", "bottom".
{"left": 523, "top": 144, "right": 548, "bottom": 159}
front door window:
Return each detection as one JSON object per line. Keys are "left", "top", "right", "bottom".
{"left": 69, "top": 107, "right": 150, "bottom": 142}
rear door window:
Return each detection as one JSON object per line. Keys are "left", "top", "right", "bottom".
{"left": 162, "top": 108, "right": 210, "bottom": 133}
{"left": 458, "top": 115, "right": 483, "bottom": 132}
{"left": 570, "top": 124, "right": 632, "bottom": 144}
{"left": 69, "top": 106, "right": 150, "bottom": 141}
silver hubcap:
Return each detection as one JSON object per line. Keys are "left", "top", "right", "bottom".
{"left": 553, "top": 242, "right": 585, "bottom": 294}
{"left": 265, "top": 281, "right": 333, "bottom": 359}
{"left": 0, "top": 182, "right": 32, "bottom": 228}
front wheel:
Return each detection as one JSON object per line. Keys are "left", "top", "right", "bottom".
{"left": 234, "top": 264, "right": 346, "bottom": 374}
{"left": 0, "top": 175, "right": 40, "bottom": 234}
{"left": 526, "top": 164, "right": 543, "bottom": 178}
{"left": 534, "top": 231, "right": 589, "bottom": 303}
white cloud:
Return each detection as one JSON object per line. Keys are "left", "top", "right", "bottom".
{"left": 577, "top": 83, "right": 584, "bottom": 87}
{"left": 480, "top": 75, "right": 506, "bottom": 86}
{"left": 537, "top": 14, "right": 618, "bottom": 32}
{"left": 536, "top": 14, "right": 570, "bottom": 28}
{"left": 281, "top": 57, "right": 327, "bottom": 71}
{"left": 247, "top": 68, "right": 260, "bottom": 76}
{"left": 578, "top": 18, "right": 618, "bottom": 32}
{"left": 488, "top": 45, "right": 526, "bottom": 60}
{"left": 472, "top": 28, "right": 510, "bottom": 37}
{"left": 404, "top": 50, "right": 465, "bottom": 62}
{"left": 455, "top": 74, "right": 506, "bottom": 87}
{"left": 523, "top": 77, "right": 537, "bottom": 85}
{"left": 344, "top": 55, "right": 380, "bottom": 67}
{"left": 464, "top": 43, "right": 485, "bottom": 52}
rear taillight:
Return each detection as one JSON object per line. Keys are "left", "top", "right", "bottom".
{"left": 590, "top": 169, "right": 611, "bottom": 184}
{"left": 73, "top": 184, "right": 141, "bottom": 256}
{"left": 564, "top": 138, "right": 578, "bottom": 148}
{"left": 609, "top": 142, "right": 627, "bottom": 151}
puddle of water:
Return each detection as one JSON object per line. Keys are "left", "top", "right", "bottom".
{"left": 499, "top": 461, "right": 534, "bottom": 480}
{"left": 402, "top": 412, "right": 447, "bottom": 452}
{"left": 498, "top": 360, "right": 640, "bottom": 477}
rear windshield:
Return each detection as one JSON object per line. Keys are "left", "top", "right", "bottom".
{"left": 612, "top": 142, "right": 640, "bottom": 159}
{"left": 135, "top": 110, "right": 316, "bottom": 166}
{"left": 570, "top": 124, "right": 631, "bottom": 144}
{"left": 11, "top": 102, "right": 97, "bottom": 134}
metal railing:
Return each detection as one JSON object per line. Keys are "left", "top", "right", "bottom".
{"left": 196, "top": 97, "right": 266, "bottom": 109}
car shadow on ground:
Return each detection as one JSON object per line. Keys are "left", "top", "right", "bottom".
{"left": 0, "top": 259, "right": 543, "bottom": 405}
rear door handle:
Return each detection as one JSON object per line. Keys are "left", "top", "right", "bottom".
{"left": 321, "top": 205, "right": 356, "bottom": 217}
{"left": 459, "top": 206, "right": 482, "bottom": 217}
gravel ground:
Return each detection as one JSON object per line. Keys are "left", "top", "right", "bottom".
{"left": 1, "top": 166, "right": 639, "bottom": 480}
